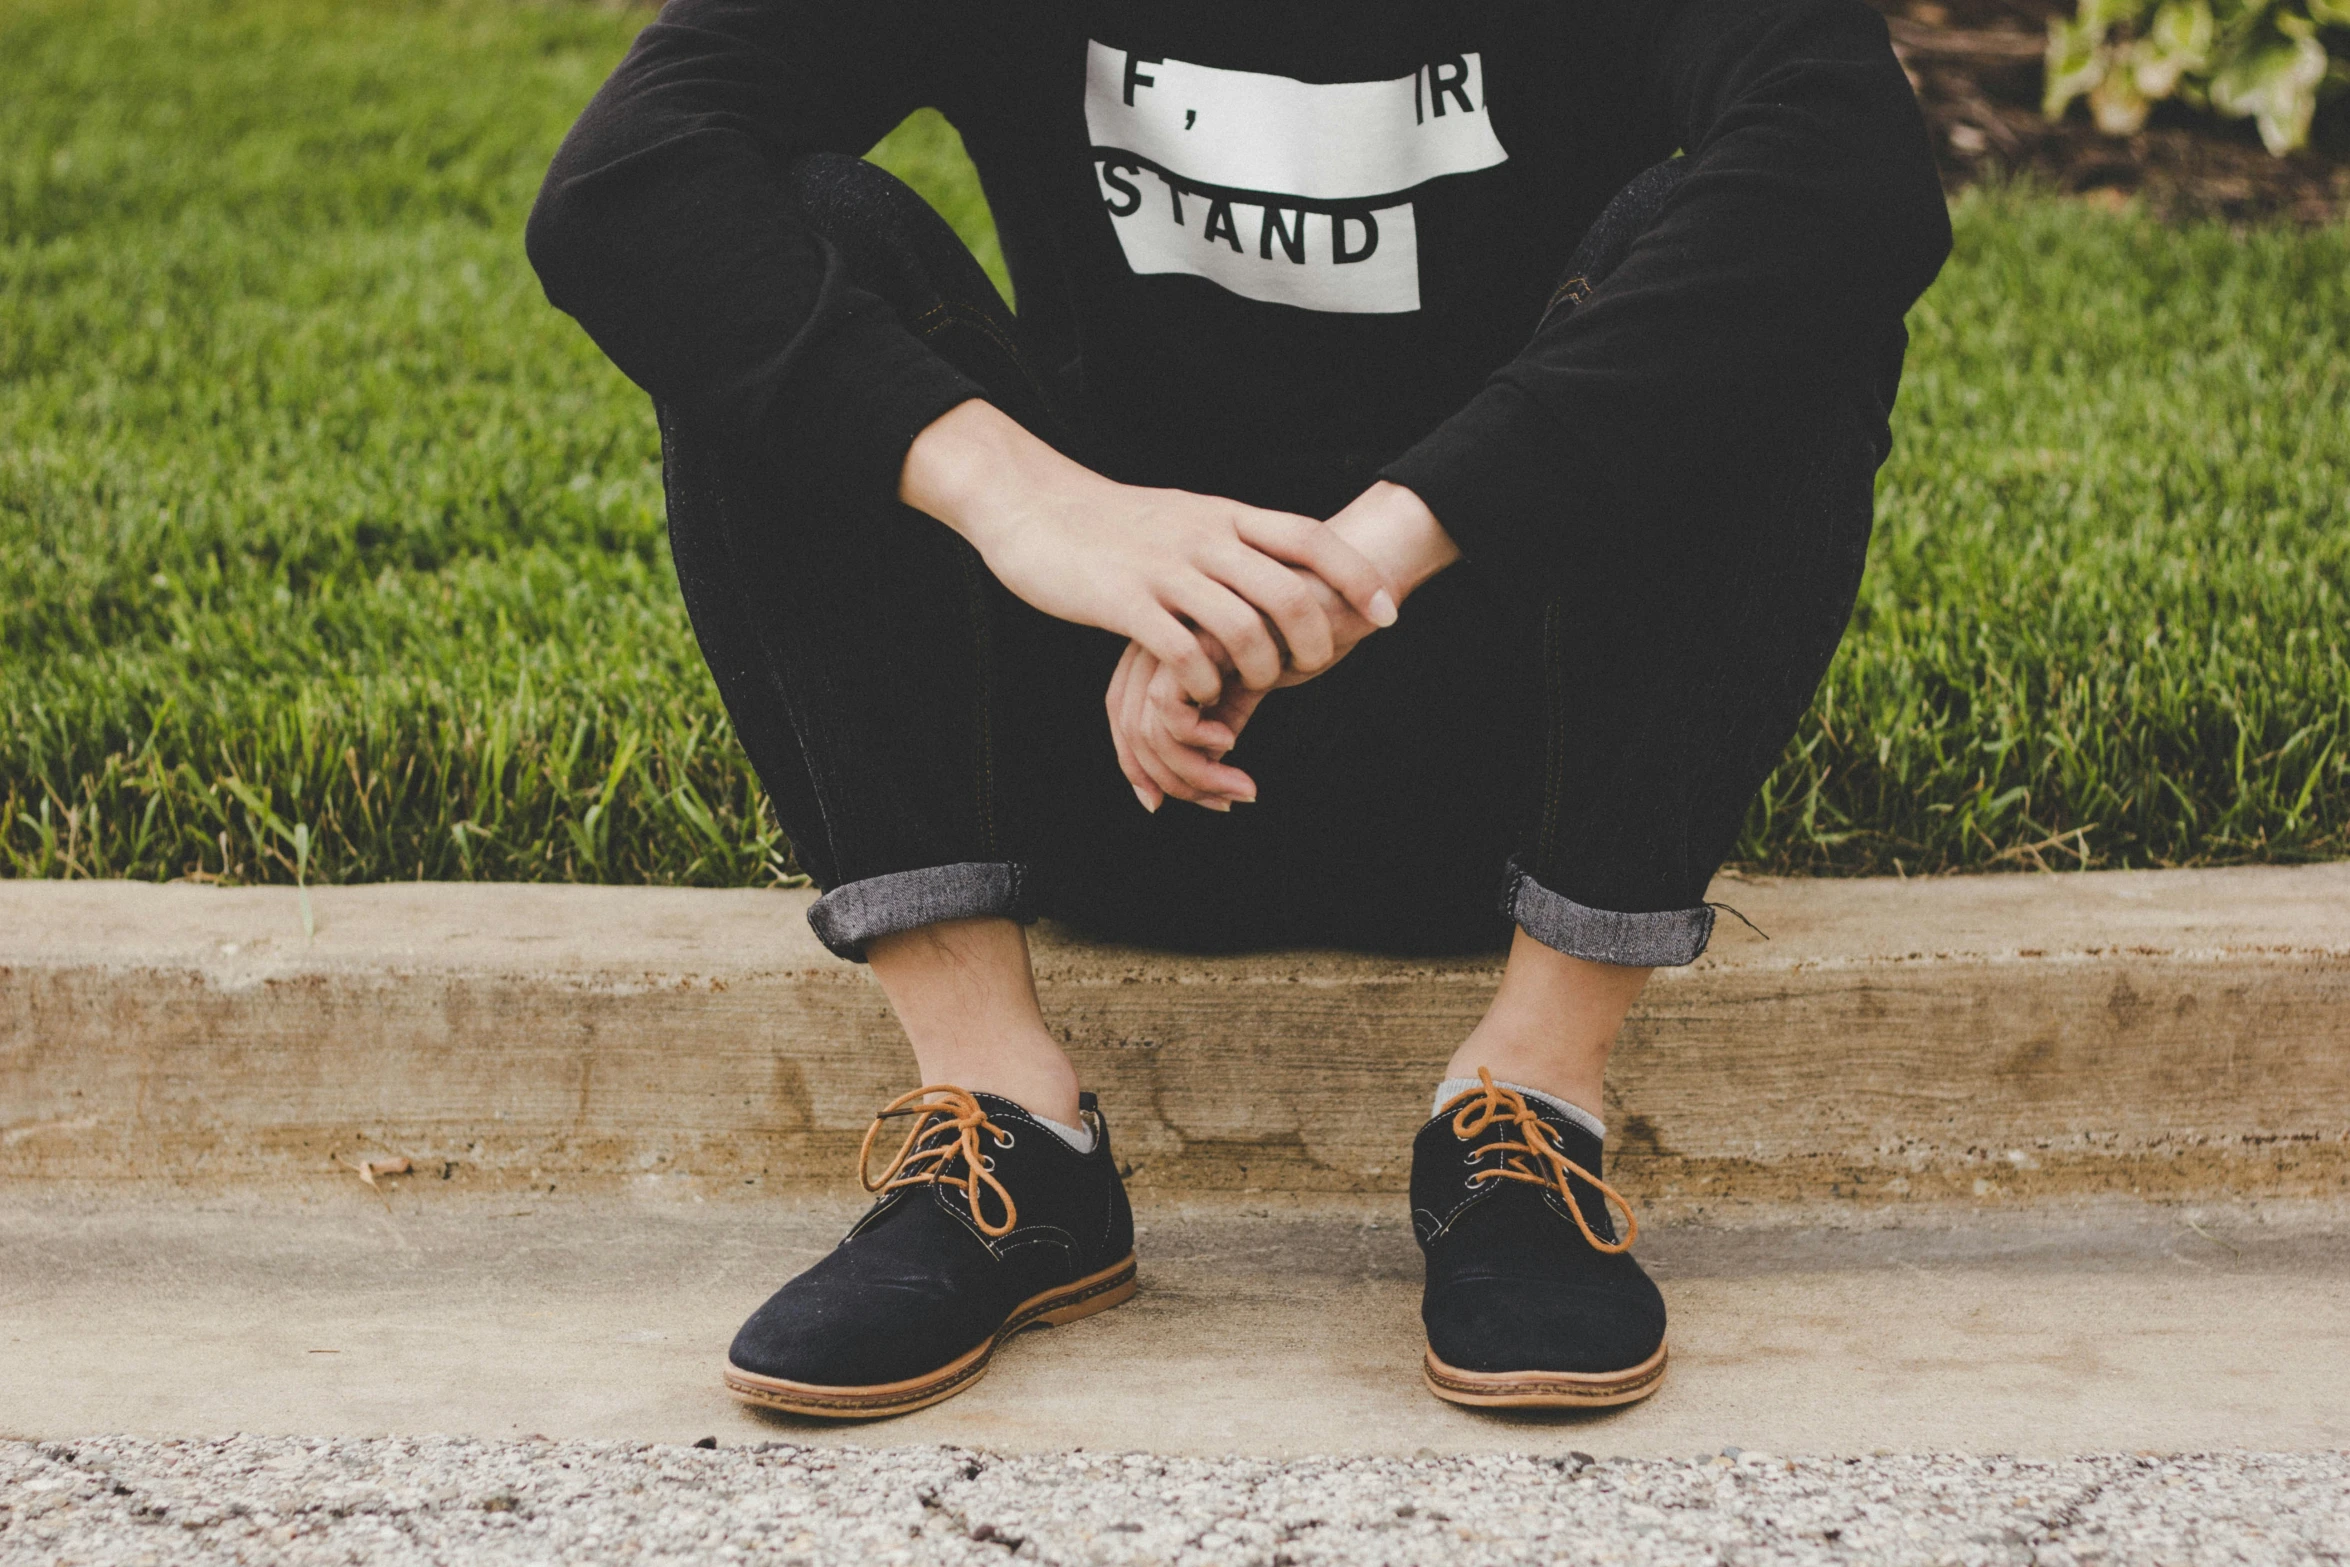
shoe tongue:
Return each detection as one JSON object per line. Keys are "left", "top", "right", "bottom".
{"left": 1517, "top": 1087, "right": 1604, "bottom": 1142}
{"left": 968, "top": 1092, "right": 1047, "bottom": 1143}
{"left": 897, "top": 1095, "right": 994, "bottom": 1158}
{"left": 1475, "top": 1105, "right": 1603, "bottom": 1180}
{"left": 1441, "top": 1087, "right": 1606, "bottom": 1174}
{"left": 1458, "top": 1098, "right": 1610, "bottom": 1229}
{"left": 1520, "top": 1101, "right": 1603, "bottom": 1173}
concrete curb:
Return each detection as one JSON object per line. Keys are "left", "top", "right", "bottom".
{"left": 4, "top": 867, "right": 2347, "bottom": 1199}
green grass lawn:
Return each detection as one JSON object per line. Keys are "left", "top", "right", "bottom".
{"left": 5, "top": 0, "right": 2345, "bottom": 889}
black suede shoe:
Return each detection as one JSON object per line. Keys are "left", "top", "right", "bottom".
{"left": 1412, "top": 1071, "right": 1667, "bottom": 1407}
{"left": 724, "top": 1087, "right": 1135, "bottom": 1419}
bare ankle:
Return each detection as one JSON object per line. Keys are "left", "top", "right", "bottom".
{"left": 867, "top": 918, "right": 1084, "bottom": 1125}
{"left": 1444, "top": 928, "right": 1653, "bottom": 1122}
{"left": 1442, "top": 1038, "right": 1606, "bottom": 1121}
{"left": 924, "top": 1037, "right": 1083, "bottom": 1126}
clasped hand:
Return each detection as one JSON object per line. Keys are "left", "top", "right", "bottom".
{"left": 901, "top": 399, "right": 1457, "bottom": 815}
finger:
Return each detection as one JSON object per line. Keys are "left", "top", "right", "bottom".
{"left": 1119, "top": 727, "right": 1163, "bottom": 812}
{"left": 1137, "top": 664, "right": 1256, "bottom": 800}
{"left": 1211, "top": 683, "right": 1272, "bottom": 742}
{"left": 1234, "top": 511, "right": 1397, "bottom": 629}
{"left": 1167, "top": 578, "right": 1283, "bottom": 690}
{"left": 1112, "top": 645, "right": 1175, "bottom": 809}
{"left": 1140, "top": 661, "right": 1236, "bottom": 752}
{"left": 1105, "top": 645, "right": 1162, "bottom": 810}
{"left": 1205, "top": 542, "right": 1335, "bottom": 672}
{"left": 1121, "top": 657, "right": 1223, "bottom": 808}
{"left": 1170, "top": 708, "right": 1238, "bottom": 752}
{"left": 1140, "top": 663, "right": 1233, "bottom": 753}
{"left": 1119, "top": 650, "right": 1205, "bottom": 804}
{"left": 1200, "top": 680, "right": 1270, "bottom": 747}
{"left": 1192, "top": 625, "right": 1238, "bottom": 677}
{"left": 1146, "top": 705, "right": 1257, "bottom": 800}
{"left": 1106, "top": 639, "right": 1135, "bottom": 723}
{"left": 1130, "top": 605, "right": 1226, "bottom": 704}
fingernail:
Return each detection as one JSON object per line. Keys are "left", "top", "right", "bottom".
{"left": 1369, "top": 589, "right": 1398, "bottom": 628}
{"left": 1134, "top": 784, "right": 1159, "bottom": 813}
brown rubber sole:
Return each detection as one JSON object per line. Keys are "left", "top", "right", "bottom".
{"left": 722, "top": 1252, "right": 1139, "bottom": 1420}
{"left": 1423, "top": 1340, "right": 1669, "bottom": 1409}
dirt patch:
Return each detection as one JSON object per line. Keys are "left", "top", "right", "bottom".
{"left": 1876, "top": 0, "right": 2350, "bottom": 223}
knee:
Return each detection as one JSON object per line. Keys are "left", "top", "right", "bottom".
{"left": 1556, "top": 157, "right": 1694, "bottom": 306}
{"left": 782, "top": 150, "right": 991, "bottom": 328}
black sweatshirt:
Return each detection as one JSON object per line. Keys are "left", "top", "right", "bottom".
{"left": 527, "top": 0, "right": 1950, "bottom": 578}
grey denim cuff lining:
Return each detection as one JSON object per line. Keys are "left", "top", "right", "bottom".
{"left": 807, "top": 861, "right": 1034, "bottom": 962}
{"left": 1501, "top": 858, "right": 1714, "bottom": 968}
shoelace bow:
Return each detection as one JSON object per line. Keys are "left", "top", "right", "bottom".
{"left": 857, "top": 1084, "right": 1019, "bottom": 1238}
{"left": 1441, "top": 1067, "right": 1639, "bottom": 1254}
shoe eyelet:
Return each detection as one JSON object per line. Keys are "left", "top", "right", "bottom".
{"left": 980, "top": 1155, "right": 997, "bottom": 1171}
{"left": 993, "top": 1129, "right": 1015, "bottom": 1149}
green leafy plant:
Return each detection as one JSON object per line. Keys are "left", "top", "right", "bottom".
{"left": 2046, "top": 0, "right": 2350, "bottom": 153}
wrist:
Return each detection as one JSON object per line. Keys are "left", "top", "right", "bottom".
{"left": 900, "top": 399, "right": 1010, "bottom": 545}
{"left": 901, "top": 399, "right": 1089, "bottom": 553}
{"left": 1329, "top": 481, "right": 1460, "bottom": 602}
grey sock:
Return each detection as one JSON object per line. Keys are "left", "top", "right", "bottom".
{"left": 1432, "top": 1076, "right": 1606, "bottom": 1140}
{"left": 1031, "top": 1111, "right": 1097, "bottom": 1155}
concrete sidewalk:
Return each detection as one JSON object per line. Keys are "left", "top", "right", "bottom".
{"left": 8, "top": 867, "right": 2347, "bottom": 1550}
{"left": 6, "top": 1187, "right": 2346, "bottom": 1458}
{"left": 6, "top": 867, "right": 2349, "bottom": 1203}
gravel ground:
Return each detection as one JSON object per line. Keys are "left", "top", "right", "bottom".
{"left": 5, "top": 1438, "right": 2346, "bottom": 1566}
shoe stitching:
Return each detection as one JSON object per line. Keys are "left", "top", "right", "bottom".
{"left": 1424, "top": 1349, "right": 1668, "bottom": 1400}
{"left": 844, "top": 1188, "right": 908, "bottom": 1242}
{"left": 923, "top": 1173, "right": 1080, "bottom": 1267}
{"left": 1416, "top": 1120, "right": 1512, "bottom": 1242}
{"left": 991, "top": 1228, "right": 1078, "bottom": 1265}
{"left": 930, "top": 1182, "right": 1009, "bottom": 1255}
{"left": 1414, "top": 1111, "right": 1519, "bottom": 1242}
{"left": 1540, "top": 1188, "right": 1603, "bottom": 1233}
{"left": 1418, "top": 1184, "right": 1489, "bottom": 1243}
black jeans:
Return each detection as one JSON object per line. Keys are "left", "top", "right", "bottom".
{"left": 660, "top": 155, "right": 1893, "bottom": 965}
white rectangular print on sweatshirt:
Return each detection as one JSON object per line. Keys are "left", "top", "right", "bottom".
{"left": 1084, "top": 42, "right": 1509, "bottom": 314}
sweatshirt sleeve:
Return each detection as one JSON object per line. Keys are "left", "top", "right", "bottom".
{"left": 525, "top": 0, "right": 985, "bottom": 502}
{"left": 1379, "top": 0, "right": 1952, "bottom": 578}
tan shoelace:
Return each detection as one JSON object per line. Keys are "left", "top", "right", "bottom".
{"left": 1440, "top": 1067, "right": 1639, "bottom": 1255}
{"left": 857, "top": 1084, "right": 1019, "bottom": 1238}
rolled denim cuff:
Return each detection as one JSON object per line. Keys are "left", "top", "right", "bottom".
{"left": 1501, "top": 858, "right": 1714, "bottom": 968}
{"left": 806, "top": 861, "right": 1035, "bottom": 962}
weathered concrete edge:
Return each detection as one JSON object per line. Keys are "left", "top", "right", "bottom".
{"left": 4, "top": 867, "right": 2348, "bottom": 1199}
{"left": 4, "top": 862, "right": 2348, "bottom": 976}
